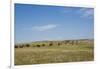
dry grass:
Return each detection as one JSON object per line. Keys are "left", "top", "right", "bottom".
{"left": 15, "top": 43, "right": 94, "bottom": 65}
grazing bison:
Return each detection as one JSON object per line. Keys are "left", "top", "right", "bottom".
{"left": 26, "top": 44, "right": 30, "bottom": 47}
{"left": 49, "top": 43, "right": 53, "bottom": 46}
{"left": 58, "top": 43, "right": 61, "bottom": 46}
{"left": 42, "top": 44, "right": 45, "bottom": 47}
{"left": 37, "top": 45, "right": 40, "bottom": 47}
{"left": 15, "top": 45, "right": 18, "bottom": 48}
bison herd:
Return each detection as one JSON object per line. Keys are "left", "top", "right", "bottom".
{"left": 15, "top": 43, "right": 53, "bottom": 48}
{"left": 15, "top": 40, "right": 81, "bottom": 48}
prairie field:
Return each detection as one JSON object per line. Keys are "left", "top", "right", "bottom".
{"left": 15, "top": 39, "right": 94, "bottom": 65}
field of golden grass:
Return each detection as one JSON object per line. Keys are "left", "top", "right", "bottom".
{"left": 15, "top": 40, "right": 94, "bottom": 65}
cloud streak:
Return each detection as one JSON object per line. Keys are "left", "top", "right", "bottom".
{"left": 32, "top": 24, "right": 58, "bottom": 31}
{"left": 78, "top": 8, "right": 94, "bottom": 19}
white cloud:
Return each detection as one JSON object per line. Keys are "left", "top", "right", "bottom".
{"left": 78, "top": 8, "right": 94, "bottom": 19}
{"left": 32, "top": 24, "right": 58, "bottom": 31}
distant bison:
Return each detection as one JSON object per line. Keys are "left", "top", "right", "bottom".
{"left": 49, "top": 43, "right": 53, "bottom": 46}
{"left": 25, "top": 44, "right": 30, "bottom": 47}
{"left": 58, "top": 43, "right": 61, "bottom": 46}
{"left": 42, "top": 44, "right": 45, "bottom": 47}
{"left": 37, "top": 45, "right": 40, "bottom": 47}
{"left": 15, "top": 45, "right": 18, "bottom": 48}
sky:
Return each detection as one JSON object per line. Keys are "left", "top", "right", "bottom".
{"left": 15, "top": 3, "right": 94, "bottom": 43}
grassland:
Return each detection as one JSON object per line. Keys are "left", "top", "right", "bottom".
{"left": 15, "top": 39, "right": 94, "bottom": 65}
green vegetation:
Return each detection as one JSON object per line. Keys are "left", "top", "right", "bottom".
{"left": 15, "top": 39, "right": 94, "bottom": 65}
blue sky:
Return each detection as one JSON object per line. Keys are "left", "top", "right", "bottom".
{"left": 15, "top": 4, "right": 94, "bottom": 43}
